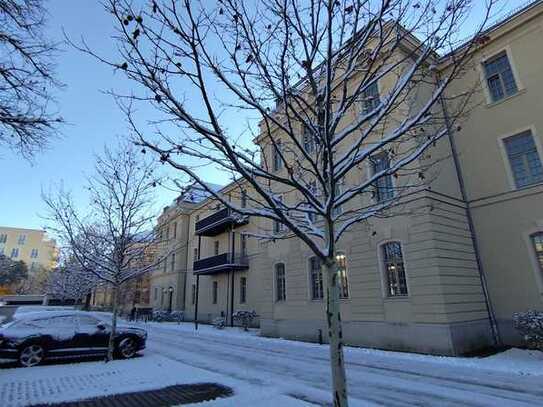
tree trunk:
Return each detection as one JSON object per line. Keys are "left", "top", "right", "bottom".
{"left": 325, "top": 260, "right": 348, "bottom": 407}
{"left": 106, "top": 285, "right": 119, "bottom": 362}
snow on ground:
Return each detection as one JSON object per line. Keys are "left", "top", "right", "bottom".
{"left": 0, "top": 353, "right": 314, "bottom": 407}
{"left": 140, "top": 321, "right": 543, "bottom": 377}
{"left": 2, "top": 317, "right": 543, "bottom": 406}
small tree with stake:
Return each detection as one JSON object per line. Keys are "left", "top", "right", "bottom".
{"left": 77, "top": 0, "right": 496, "bottom": 403}
{"left": 44, "top": 142, "right": 166, "bottom": 361}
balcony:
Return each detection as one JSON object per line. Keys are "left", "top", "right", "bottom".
{"left": 195, "top": 207, "right": 249, "bottom": 236}
{"left": 193, "top": 253, "right": 249, "bottom": 275}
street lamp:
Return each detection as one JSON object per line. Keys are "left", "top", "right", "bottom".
{"left": 167, "top": 286, "right": 174, "bottom": 313}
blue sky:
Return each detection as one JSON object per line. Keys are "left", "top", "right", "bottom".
{"left": 0, "top": 0, "right": 522, "bottom": 231}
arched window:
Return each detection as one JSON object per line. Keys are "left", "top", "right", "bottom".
{"left": 531, "top": 232, "right": 543, "bottom": 274}
{"left": 275, "top": 263, "right": 286, "bottom": 302}
{"left": 381, "top": 242, "right": 408, "bottom": 297}
{"left": 336, "top": 252, "right": 349, "bottom": 299}
{"left": 309, "top": 257, "right": 324, "bottom": 300}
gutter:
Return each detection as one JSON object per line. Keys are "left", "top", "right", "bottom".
{"left": 438, "top": 91, "right": 501, "bottom": 347}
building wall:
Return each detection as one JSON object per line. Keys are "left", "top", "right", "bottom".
{"left": 0, "top": 226, "right": 58, "bottom": 270}
{"left": 443, "top": 3, "right": 543, "bottom": 345}
{"left": 150, "top": 2, "right": 543, "bottom": 354}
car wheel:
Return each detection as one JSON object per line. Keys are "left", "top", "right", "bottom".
{"left": 19, "top": 344, "right": 45, "bottom": 367}
{"left": 117, "top": 337, "right": 137, "bottom": 359}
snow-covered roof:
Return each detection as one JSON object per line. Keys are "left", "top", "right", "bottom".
{"left": 175, "top": 182, "right": 224, "bottom": 204}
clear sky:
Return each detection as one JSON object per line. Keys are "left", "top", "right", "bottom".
{"left": 0, "top": 0, "right": 524, "bottom": 231}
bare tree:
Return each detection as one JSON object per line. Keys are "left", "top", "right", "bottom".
{"left": 0, "top": 0, "right": 63, "bottom": 158}
{"left": 79, "top": 0, "right": 496, "bottom": 404}
{"left": 45, "top": 263, "right": 98, "bottom": 307}
{"left": 44, "top": 142, "right": 165, "bottom": 361}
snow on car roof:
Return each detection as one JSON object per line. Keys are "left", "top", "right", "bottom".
{"left": 13, "top": 310, "right": 84, "bottom": 321}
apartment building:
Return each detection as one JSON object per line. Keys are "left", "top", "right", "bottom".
{"left": 0, "top": 226, "right": 58, "bottom": 271}
{"left": 151, "top": 1, "right": 543, "bottom": 355}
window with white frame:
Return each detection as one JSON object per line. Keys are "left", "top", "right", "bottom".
{"left": 212, "top": 281, "right": 218, "bottom": 304}
{"left": 361, "top": 81, "right": 380, "bottom": 114}
{"left": 381, "top": 242, "right": 408, "bottom": 297}
{"left": 371, "top": 153, "right": 394, "bottom": 202}
{"left": 309, "top": 256, "right": 324, "bottom": 300}
{"left": 336, "top": 252, "right": 349, "bottom": 299}
{"left": 531, "top": 232, "right": 543, "bottom": 276}
{"left": 503, "top": 130, "right": 543, "bottom": 188}
{"left": 272, "top": 140, "right": 283, "bottom": 171}
{"left": 483, "top": 52, "right": 518, "bottom": 103}
{"left": 0, "top": 234, "right": 7, "bottom": 243}
{"left": 275, "top": 263, "right": 286, "bottom": 302}
{"left": 10, "top": 248, "right": 19, "bottom": 258}
{"left": 17, "top": 234, "right": 26, "bottom": 245}
{"left": 30, "top": 248, "right": 39, "bottom": 258}
{"left": 240, "top": 276, "right": 247, "bottom": 303}
{"left": 154, "top": 287, "right": 159, "bottom": 300}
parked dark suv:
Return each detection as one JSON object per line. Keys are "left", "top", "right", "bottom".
{"left": 0, "top": 310, "right": 147, "bottom": 367}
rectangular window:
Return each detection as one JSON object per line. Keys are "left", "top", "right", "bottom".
{"left": 382, "top": 242, "right": 408, "bottom": 297}
{"left": 170, "top": 253, "right": 176, "bottom": 272}
{"left": 483, "top": 52, "right": 518, "bottom": 103}
{"left": 275, "top": 263, "right": 286, "bottom": 302}
{"left": 362, "top": 81, "right": 380, "bottom": 114}
{"left": 30, "top": 248, "right": 39, "bottom": 258}
{"left": 240, "top": 235, "right": 247, "bottom": 257}
{"left": 273, "top": 195, "right": 284, "bottom": 234}
{"left": 194, "top": 247, "right": 199, "bottom": 261}
{"left": 172, "top": 222, "right": 177, "bottom": 239}
{"left": 371, "top": 153, "right": 394, "bottom": 202}
{"left": 214, "top": 241, "right": 220, "bottom": 256}
{"left": 309, "top": 257, "right": 324, "bottom": 300}
{"left": 336, "top": 253, "right": 349, "bottom": 299}
{"left": 240, "top": 277, "right": 247, "bottom": 304}
{"left": 531, "top": 232, "right": 543, "bottom": 275}
{"left": 302, "top": 124, "right": 315, "bottom": 153}
{"left": 17, "top": 235, "right": 26, "bottom": 245}
{"left": 241, "top": 190, "right": 247, "bottom": 208}
{"left": 191, "top": 284, "right": 196, "bottom": 305}
{"left": 212, "top": 281, "right": 218, "bottom": 304}
{"left": 272, "top": 141, "right": 282, "bottom": 171}
{"left": 504, "top": 130, "right": 543, "bottom": 188}
{"left": 154, "top": 287, "right": 159, "bottom": 300}
{"left": 10, "top": 248, "right": 19, "bottom": 258}
{"left": 0, "top": 234, "right": 7, "bottom": 243}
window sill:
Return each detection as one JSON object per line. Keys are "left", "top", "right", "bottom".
{"left": 485, "top": 88, "right": 526, "bottom": 109}
{"left": 384, "top": 295, "right": 409, "bottom": 301}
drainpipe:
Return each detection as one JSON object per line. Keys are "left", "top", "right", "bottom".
{"left": 438, "top": 91, "right": 501, "bottom": 346}
{"left": 194, "top": 235, "right": 202, "bottom": 330}
{"left": 230, "top": 228, "right": 235, "bottom": 327}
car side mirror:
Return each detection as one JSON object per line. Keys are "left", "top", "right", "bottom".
{"left": 96, "top": 323, "right": 106, "bottom": 331}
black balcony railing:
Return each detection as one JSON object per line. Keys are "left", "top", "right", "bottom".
{"left": 193, "top": 252, "right": 249, "bottom": 275}
{"left": 195, "top": 207, "right": 248, "bottom": 236}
